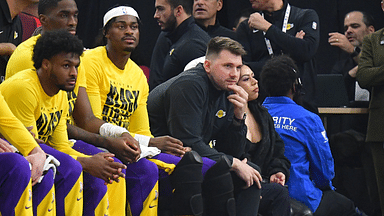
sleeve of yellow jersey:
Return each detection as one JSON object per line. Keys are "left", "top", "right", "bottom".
{"left": 127, "top": 80, "right": 153, "bottom": 137}
{"left": 0, "top": 91, "right": 39, "bottom": 156}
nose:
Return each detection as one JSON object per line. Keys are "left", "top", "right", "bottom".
{"left": 251, "top": 77, "right": 258, "bottom": 85}
{"left": 68, "top": 15, "right": 77, "bottom": 27}
{"left": 230, "top": 67, "right": 239, "bottom": 79}
{"left": 345, "top": 26, "right": 353, "bottom": 35}
{"left": 195, "top": 0, "right": 203, "bottom": 5}
{"left": 70, "top": 66, "right": 78, "bottom": 77}
{"left": 154, "top": 10, "right": 159, "bottom": 19}
{"left": 126, "top": 26, "right": 134, "bottom": 35}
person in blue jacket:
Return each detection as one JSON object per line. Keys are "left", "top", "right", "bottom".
{"left": 261, "top": 55, "right": 362, "bottom": 216}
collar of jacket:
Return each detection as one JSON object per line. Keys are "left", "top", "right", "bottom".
{"left": 166, "top": 16, "right": 195, "bottom": 43}
{"left": 261, "top": 0, "right": 288, "bottom": 23}
{"left": 196, "top": 19, "right": 221, "bottom": 32}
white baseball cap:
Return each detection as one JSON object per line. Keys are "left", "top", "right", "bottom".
{"left": 103, "top": 6, "right": 140, "bottom": 27}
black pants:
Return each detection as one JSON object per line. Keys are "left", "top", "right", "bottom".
{"left": 314, "top": 190, "right": 357, "bottom": 216}
{"left": 258, "top": 182, "right": 290, "bottom": 216}
{"left": 232, "top": 161, "right": 262, "bottom": 216}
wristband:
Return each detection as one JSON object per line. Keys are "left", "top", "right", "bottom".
{"left": 99, "top": 123, "right": 129, "bottom": 138}
{"left": 351, "top": 46, "right": 361, "bottom": 58}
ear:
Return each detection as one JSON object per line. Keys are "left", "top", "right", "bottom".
{"left": 291, "top": 82, "right": 296, "bottom": 93}
{"left": 217, "top": 0, "right": 223, "bottom": 12}
{"left": 368, "top": 25, "right": 375, "bottom": 34}
{"left": 204, "top": 59, "right": 211, "bottom": 74}
{"left": 41, "top": 58, "right": 51, "bottom": 71}
{"left": 174, "top": 5, "right": 183, "bottom": 17}
{"left": 39, "top": 14, "right": 47, "bottom": 26}
{"left": 104, "top": 29, "right": 110, "bottom": 39}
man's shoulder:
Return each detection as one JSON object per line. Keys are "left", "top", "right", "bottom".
{"left": 81, "top": 47, "right": 108, "bottom": 68}
{"left": 182, "top": 23, "right": 211, "bottom": 43}
{"left": 10, "top": 35, "right": 38, "bottom": 59}
{"left": 371, "top": 28, "right": 384, "bottom": 38}
{"left": 211, "top": 25, "right": 237, "bottom": 39}
{"left": 83, "top": 46, "right": 104, "bottom": 59}
{"left": 1, "top": 69, "right": 39, "bottom": 94}
{"left": 290, "top": 5, "right": 318, "bottom": 21}
{"left": 165, "top": 67, "right": 208, "bottom": 90}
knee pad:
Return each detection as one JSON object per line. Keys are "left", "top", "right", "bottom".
{"left": 170, "top": 151, "right": 204, "bottom": 216}
{"left": 202, "top": 155, "right": 236, "bottom": 216}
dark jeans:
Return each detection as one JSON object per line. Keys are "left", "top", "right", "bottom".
{"left": 259, "top": 182, "right": 290, "bottom": 216}
{"left": 314, "top": 190, "right": 357, "bottom": 216}
{"left": 232, "top": 161, "right": 262, "bottom": 216}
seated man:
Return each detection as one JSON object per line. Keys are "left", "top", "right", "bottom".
{"left": 261, "top": 55, "right": 362, "bottom": 216}
{"left": 0, "top": 92, "right": 54, "bottom": 215}
{"left": 5, "top": 1, "right": 177, "bottom": 214}
{"left": 0, "top": 30, "right": 126, "bottom": 216}
{"left": 148, "top": 36, "right": 262, "bottom": 215}
{"left": 81, "top": 6, "right": 217, "bottom": 216}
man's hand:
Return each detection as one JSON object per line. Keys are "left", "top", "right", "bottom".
{"left": 0, "top": 43, "right": 17, "bottom": 56}
{"left": 248, "top": 12, "right": 272, "bottom": 32}
{"left": 295, "top": 30, "right": 305, "bottom": 39}
{"left": 348, "top": 65, "right": 358, "bottom": 78}
{"left": 270, "top": 172, "right": 286, "bottom": 186}
{"left": 231, "top": 158, "right": 262, "bottom": 189}
{"left": 105, "top": 136, "right": 141, "bottom": 164}
{"left": 328, "top": 32, "right": 355, "bottom": 54}
{"left": 78, "top": 152, "right": 127, "bottom": 185}
{"left": 25, "top": 147, "right": 46, "bottom": 186}
{"left": 26, "top": 126, "right": 45, "bottom": 144}
{"left": 0, "top": 139, "right": 15, "bottom": 153}
{"left": 227, "top": 85, "right": 248, "bottom": 120}
{"left": 149, "top": 136, "right": 188, "bottom": 157}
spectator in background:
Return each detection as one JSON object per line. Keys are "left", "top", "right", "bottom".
{"left": 19, "top": 2, "right": 41, "bottom": 41}
{"left": 356, "top": 2, "right": 384, "bottom": 215}
{"left": 232, "top": 8, "right": 253, "bottom": 31}
{"left": 0, "top": 0, "right": 38, "bottom": 82}
{"left": 329, "top": 11, "right": 374, "bottom": 103}
{"left": 193, "top": 0, "right": 236, "bottom": 39}
{"left": 236, "top": 0, "right": 320, "bottom": 113}
{"left": 262, "top": 55, "right": 364, "bottom": 216}
{"left": 149, "top": 0, "right": 210, "bottom": 91}
{"left": 329, "top": 12, "right": 380, "bottom": 216}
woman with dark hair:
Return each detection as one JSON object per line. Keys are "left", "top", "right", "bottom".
{"left": 237, "top": 64, "right": 292, "bottom": 216}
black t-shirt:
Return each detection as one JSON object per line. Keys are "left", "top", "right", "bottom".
{"left": 0, "top": 0, "right": 23, "bottom": 81}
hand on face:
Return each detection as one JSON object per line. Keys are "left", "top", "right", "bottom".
{"left": 227, "top": 85, "right": 248, "bottom": 120}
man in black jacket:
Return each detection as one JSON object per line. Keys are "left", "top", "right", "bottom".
{"left": 236, "top": 0, "right": 320, "bottom": 113}
{"left": 148, "top": 36, "right": 262, "bottom": 215}
{"left": 193, "top": 0, "right": 236, "bottom": 39}
{"left": 150, "top": 0, "right": 210, "bottom": 91}
{"left": 0, "top": 0, "right": 38, "bottom": 82}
